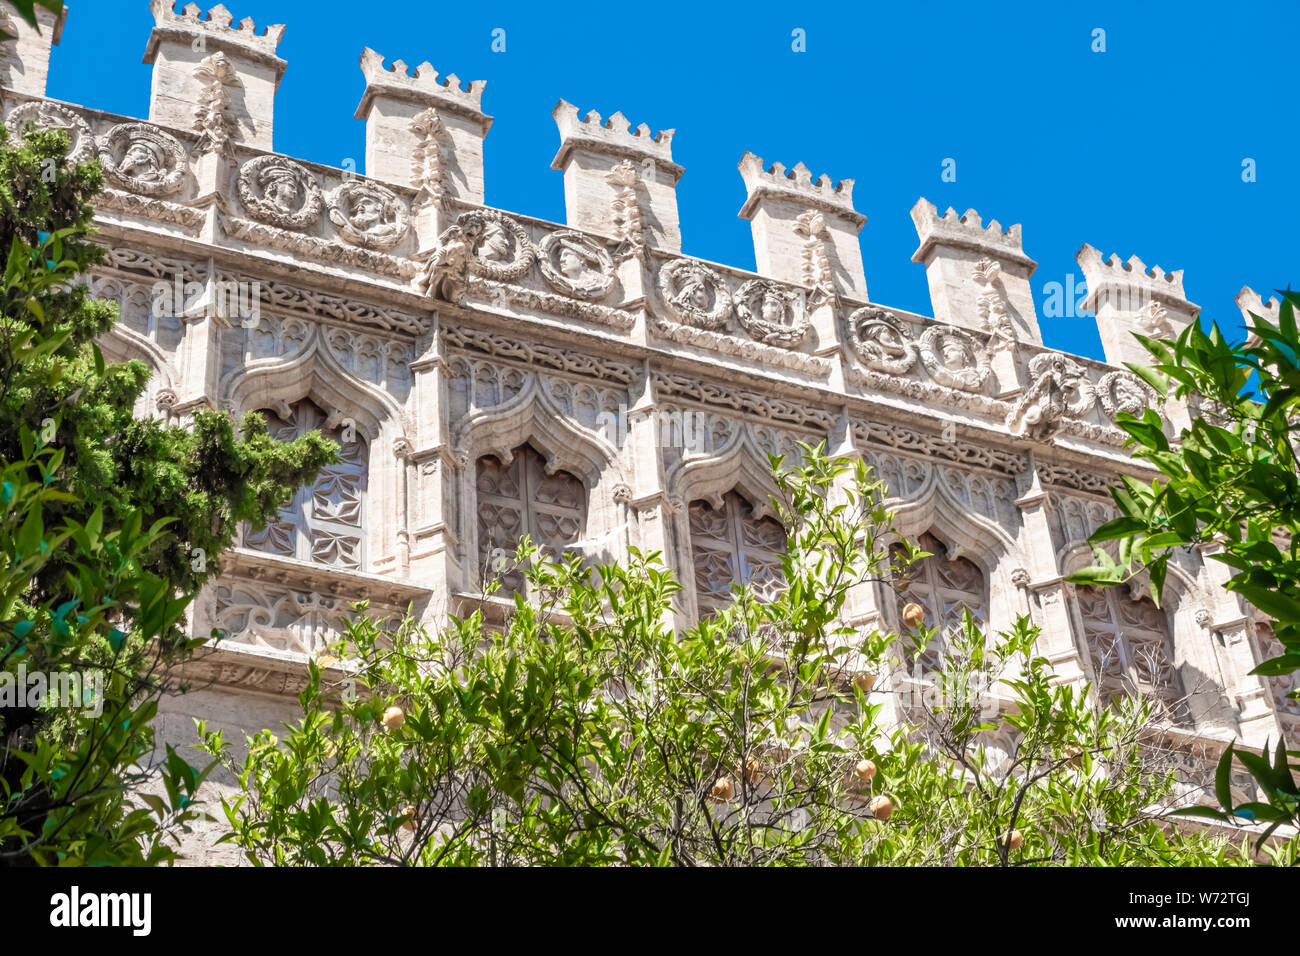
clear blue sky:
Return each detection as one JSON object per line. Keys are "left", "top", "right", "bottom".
{"left": 47, "top": 0, "right": 1298, "bottom": 361}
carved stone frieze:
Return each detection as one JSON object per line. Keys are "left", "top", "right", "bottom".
{"left": 1006, "top": 352, "right": 1095, "bottom": 440}
{"left": 236, "top": 154, "right": 324, "bottom": 229}
{"left": 5, "top": 100, "right": 94, "bottom": 164}
{"left": 98, "top": 122, "right": 188, "bottom": 196}
{"left": 327, "top": 179, "right": 409, "bottom": 250}
{"left": 657, "top": 259, "right": 732, "bottom": 331}
{"left": 537, "top": 229, "right": 615, "bottom": 300}
{"left": 845, "top": 305, "right": 917, "bottom": 375}
{"left": 734, "top": 279, "right": 809, "bottom": 348}
{"left": 918, "top": 324, "right": 992, "bottom": 392}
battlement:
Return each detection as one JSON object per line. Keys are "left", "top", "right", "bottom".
{"left": 737, "top": 152, "right": 862, "bottom": 224}
{"left": 1076, "top": 243, "right": 1191, "bottom": 307}
{"left": 1077, "top": 243, "right": 1200, "bottom": 370}
{"left": 910, "top": 198, "right": 1031, "bottom": 267}
{"left": 551, "top": 100, "right": 678, "bottom": 176}
{"left": 355, "top": 48, "right": 488, "bottom": 125}
{"left": 0, "top": 1, "right": 1223, "bottom": 379}
{"left": 145, "top": 2, "right": 285, "bottom": 65}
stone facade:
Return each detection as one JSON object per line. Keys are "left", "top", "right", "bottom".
{"left": 3, "top": 4, "right": 1292, "bottom": 861}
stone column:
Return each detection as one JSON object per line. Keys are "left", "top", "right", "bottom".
{"left": 1015, "top": 462, "right": 1087, "bottom": 684}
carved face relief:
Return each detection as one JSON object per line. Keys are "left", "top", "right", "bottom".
{"left": 1097, "top": 370, "right": 1157, "bottom": 420}
{"left": 1005, "top": 351, "right": 1096, "bottom": 440}
{"left": 465, "top": 210, "right": 534, "bottom": 282}
{"left": 98, "top": 123, "right": 187, "bottom": 197}
{"left": 537, "top": 229, "right": 614, "bottom": 300}
{"left": 845, "top": 306, "right": 918, "bottom": 375}
{"left": 237, "top": 155, "right": 323, "bottom": 229}
{"left": 5, "top": 101, "right": 95, "bottom": 165}
{"left": 326, "top": 180, "right": 409, "bottom": 251}
{"left": 734, "top": 279, "right": 808, "bottom": 348}
{"left": 918, "top": 325, "right": 991, "bottom": 392}
{"left": 657, "top": 259, "right": 732, "bottom": 331}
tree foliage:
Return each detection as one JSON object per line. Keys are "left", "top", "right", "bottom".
{"left": 207, "top": 449, "right": 1235, "bottom": 866}
{"left": 0, "top": 122, "right": 334, "bottom": 865}
{"left": 1070, "top": 292, "right": 1300, "bottom": 857}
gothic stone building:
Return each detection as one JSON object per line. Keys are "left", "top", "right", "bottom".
{"left": 3, "top": 5, "right": 1294, "bottom": 861}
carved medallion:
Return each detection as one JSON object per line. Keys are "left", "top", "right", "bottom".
{"left": 537, "top": 229, "right": 614, "bottom": 299}
{"left": 846, "top": 305, "right": 917, "bottom": 375}
{"left": 657, "top": 259, "right": 732, "bottom": 331}
{"left": 327, "top": 179, "right": 409, "bottom": 250}
{"left": 468, "top": 209, "right": 534, "bottom": 282}
{"left": 97, "top": 122, "right": 187, "bottom": 197}
{"left": 236, "top": 155, "right": 323, "bottom": 229}
{"left": 734, "top": 279, "right": 809, "bottom": 348}
{"left": 1096, "top": 370, "right": 1156, "bottom": 420}
{"left": 5, "top": 101, "right": 94, "bottom": 165}
{"left": 918, "top": 324, "right": 991, "bottom": 392}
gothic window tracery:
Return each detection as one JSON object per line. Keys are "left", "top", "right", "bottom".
{"left": 1076, "top": 584, "right": 1184, "bottom": 721}
{"left": 688, "top": 491, "right": 786, "bottom": 614}
{"left": 243, "top": 399, "right": 367, "bottom": 570}
{"left": 475, "top": 443, "right": 586, "bottom": 594}
{"left": 891, "top": 532, "right": 987, "bottom": 672}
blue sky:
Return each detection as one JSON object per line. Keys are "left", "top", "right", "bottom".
{"left": 48, "top": 0, "right": 1298, "bottom": 361}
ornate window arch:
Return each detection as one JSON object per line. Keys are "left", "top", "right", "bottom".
{"left": 475, "top": 442, "right": 586, "bottom": 594}
{"left": 1076, "top": 584, "right": 1184, "bottom": 721}
{"left": 891, "top": 531, "right": 988, "bottom": 671}
{"left": 687, "top": 490, "right": 786, "bottom": 614}
{"left": 244, "top": 398, "right": 368, "bottom": 570}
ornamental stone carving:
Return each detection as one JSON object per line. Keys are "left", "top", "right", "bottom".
{"left": 846, "top": 306, "right": 917, "bottom": 375}
{"left": 918, "top": 324, "right": 991, "bottom": 392}
{"left": 418, "top": 212, "right": 485, "bottom": 303}
{"left": 1096, "top": 369, "right": 1157, "bottom": 420}
{"left": 1006, "top": 351, "right": 1095, "bottom": 440}
{"left": 1135, "top": 300, "right": 1173, "bottom": 337}
{"left": 794, "top": 211, "right": 834, "bottom": 297}
{"left": 193, "top": 52, "right": 239, "bottom": 153}
{"left": 657, "top": 259, "right": 732, "bottom": 331}
{"left": 236, "top": 155, "right": 323, "bottom": 229}
{"left": 470, "top": 209, "right": 534, "bottom": 282}
{"left": 972, "top": 257, "right": 1017, "bottom": 351}
{"left": 410, "top": 107, "right": 446, "bottom": 211}
{"left": 5, "top": 101, "right": 94, "bottom": 164}
{"left": 98, "top": 122, "right": 188, "bottom": 197}
{"left": 734, "top": 279, "right": 808, "bottom": 348}
{"left": 537, "top": 229, "right": 614, "bottom": 300}
{"left": 327, "top": 179, "right": 409, "bottom": 250}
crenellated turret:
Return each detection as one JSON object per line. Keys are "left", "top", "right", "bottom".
{"left": 0, "top": 3, "right": 64, "bottom": 98}
{"left": 354, "top": 47, "right": 490, "bottom": 203}
{"left": 142, "top": 1, "right": 285, "bottom": 151}
{"left": 550, "top": 100, "right": 682, "bottom": 253}
{"left": 1076, "top": 243, "right": 1199, "bottom": 370}
{"left": 910, "top": 198, "right": 1041, "bottom": 347}
{"left": 737, "top": 151, "right": 867, "bottom": 300}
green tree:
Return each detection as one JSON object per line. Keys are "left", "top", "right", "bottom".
{"left": 1070, "top": 291, "right": 1300, "bottom": 857}
{"left": 0, "top": 117, "right": 335, "bottom": 863}
{"left": 206, "top": 448, "right": 1235, "bottom": 866}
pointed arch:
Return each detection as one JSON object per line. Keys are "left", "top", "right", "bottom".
{"left": 224, "top": 324, "right": 407, "bottom": 444}
{"left": 453, "top": 375, "right": 627, "bottom": 491}
{"left": 667, "top": 425, "right": 784, "bottom": 521}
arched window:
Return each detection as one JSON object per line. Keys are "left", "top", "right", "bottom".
{"left": 244, "top": 399, "right": 367, "bottom": 570}
{"left": 891, "top": 532, "right": 987, "bottom": 671}
{"left": 476, "top": 443, "right": 586, "bottom": 593}
{"left": 688, "top": 491, "right": 786, "bottom": 614}
{"left": 1076, "top": 585, "right": 1183, "bottom": 720}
